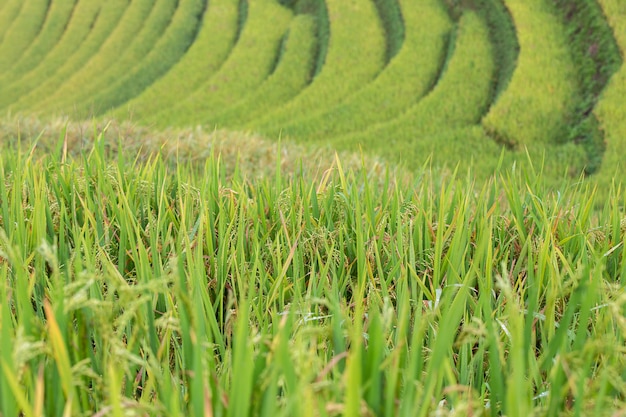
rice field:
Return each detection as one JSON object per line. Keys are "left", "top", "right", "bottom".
{"left": 0, "top": 0, "right": 625, "bottom": 415}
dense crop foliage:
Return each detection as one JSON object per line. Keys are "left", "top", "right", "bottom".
{"left": 0, "top": 0, "right": 622, "bottom": 187}
{"left": 147, "top": 0, "right": 294, "bottom": 128}
{"left": 1, "top": 1, "right": 626, "bottom": 412}
{"left": 0, "top": 0, "right": 77, "bottom": 85}
{"left": 35, "top": 0, "right": 185, "bottom": 115}
{"left": 0, "top": 0, "right": 49, "bottom": 74}
{"left": 249, "top": 0, "right": 387, "bottom": 134}
{"left": 332, "top": 11, "right": 496, "bottom": 160}
{"left": 1, "top": 138, "right": 626, "bottom": 415}
{"left": 113, "top": 0, "right": 241, "bottom": 121}
{"left": 482, "top": 0, "right": 579, "bottom": 147}
{"left": 0, "top": 0, "right": 626, "bottom": 410}
{"left": 594, "top": 0, "right": 626, "bottom": 194}
{"left": 3, "top": 0, "right": 121, "bottom": 111}
{"left": 262, "top": 0, "right": 452, "bottom": 140}
{"left": 205, "top": 14, "right": 319, "bottom": 127}
{"left": 0, "top": 0, "right": 24, "bottom": 43}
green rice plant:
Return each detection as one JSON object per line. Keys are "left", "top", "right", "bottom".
{"left": 329, "top": 11, "right": 495, "bottom": 163}
{"left": 375, "top": 0, "right": 404, "bottom": 60}
{"left": 0, "top": 0, "right": 23, "bottom": 43}
{"left": 67, "top": 0, "right": 207, "bottom": 117}
{"left": 549, "top": 0, "right": 622, "bottom": 175}
{"left": 594, "top": 0, "right": 626, "bottom": 194}
{"left": 258, "top": 0, "right": 453, "bottom": 140}
{"left": 0, "top": 0, "right": 106, "bottom": 109}
{"left": 247, "top": 0, "right": 387, "bottom": 136}
{"left": 110, "top": 0, "right": 240, "bottom": 122}
{"left": 0, "top": 0, "right": 49, "bottom": 74}
{"left": 33, "top": 0, "right": 181, "bottom": 116}
{"left": 0, "top": 0, "right": 77, "bottom": 88}
{"left": 146, "top": 0, "right": 293, "bottom": 128}
{"left": 1, "top": 0, "right": 121, "bottom": 112}
{"left": 24, "top": 0, "right": 155, "bottom": 112}
{"left": 481, "top": 0, "right": 579, "bottom": 147}
{"left": 1, "top": 133, "right": 626, "bottom": 415}
{"left": 475, "top": 0, "right": 518, "bottom": 101}
{"left": 202, "top": 14, "right": 318, "bottom": 128}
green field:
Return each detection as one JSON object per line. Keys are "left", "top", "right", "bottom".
{"left": 1, "top": 0, "right": 625, "bottom": 415}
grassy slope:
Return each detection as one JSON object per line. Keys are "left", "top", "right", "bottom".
{"left": 204, "top": 14, "right": 319, "bottom": 127}
{"left": 6, "top": 0, "right": 126, "bottom": 113}
{"left": 147, "top": 0, "right": 293, "bottom": 128}
{"left": 248, "top": 0, "right": 387, "bottom": 136}
{"left": 74, "top": 0, "right": 207, "bottom": 116}
{"left": 0, "top": 0, "right": 77, "bottom": 88}
{"left": 0, "top": 134, "right": 625, "bottom": 415}
{"left": 594, "top": 0, "right": 626, "bottom": 192}
{"left": 110, "top": 0, "right": 240, "bottom": 121}
{"left": 0, "top": 0, "right": 49, "bottom": 73}
{"left": 266, "top": 0, "right": 453, "bottom": 140}
{"left": 0, "top": 0, "right": 105, "bottom": 109}
{"left": 0, "top": 0, "right": 622, "bottom": 194}
{"left": 0, "top": 0, "right": 23, "bottom": 43}
{"left": 482, "top": 0, "right": 578, "bottom": 146}
{"left": 329, "top": 11, "right": 496, "bottom": 173}
{"left": 33, "top": 0, "right": 178, "bottom": 115}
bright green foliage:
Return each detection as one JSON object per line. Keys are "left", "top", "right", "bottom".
{"left": 262, "top": 0, "right": 452, "bottom": 140}
{"left": 147, "top": 0, "right": 293, "bottom": 128}
{"left": 0, "top": 0, "right": 105, "bottom": 109}
{"left": 205, "top": 14, "right": 318, "bottom": 127}
{"left": 26, "top": 0, "right": 157, "bottom": 112}
{"left": 0, "top": 0, "right": 24, "bottom": 43}
{"left": 331, "top": 12, "right": 495, "bottom": 162}
{"left": 550, "top": 0, "right": 622, "bottom": 175}
{"left": 111, "top": 0, "right": 240, "bottom": 121}
{"left": 0, "top": 0, "right": 49, "bottom": 73}
{"left": 595, "top": 0, "right": 626, "bottom": 191}
{"left": 248, "top": 0, "right": 387, "bottom": 135}
{"left": 70, "top": 0, "right": 207, "bottom": 116}
{"left": 372, "top": 0, "right": 404, "bottom": 62}
{"left": 477, "top": 0, "right": 519, "bottom": 101}
{"left": 0, "top": 0, "right": 624, "bottom": 194}
{"left": 482, "top": 0, "right": 579, "bottom": 146}
{"left": 0, "top": 0, "right": 77, "bottom": 87}
{"left": 34, "top": 0, "right": 182, "bottom": 116}
{"left": 0, "top": 137, "right": 625, "bottom": 415}
{"left": 3, "top": 0, "right": 123, "bottom": 112}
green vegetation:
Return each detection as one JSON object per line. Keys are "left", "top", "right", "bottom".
{"left": 595, "top": 0, "right": 626, "bottom": 191}
{"left": 1, "top": 0, "right": 622, "bottom": 192}
{"left": 260, "top": 0, "right": 452, "bottom": 140}
{"left": 2, "top": 0, "right": 118, "bottom": 112}
{"left": 0, "top": 0, "right": 77, "bottom": 87}
{"left": 1, "top": 135, "right": 626, "bottom": 415}
{"left": 33, "top": 0, "right": 181, "bottom": 116}
{"left": 0, "top": 0, "right": 24, "bottom": 43}
{"left": 330, "top": 11, "right": 495, "bottom": 169}
{"left": 550, "top": 0, "right": 622, "bottom": 175}
{"left": 205, "top": 14, "right": 319, "bottom": 127}
{"left": 72, "top": 0, "right": 207, "bottom": 116}
{"left": 111, "top": 0, "right": 240, "bottom": 121}
{"left": 147, "top": 0, "right": 293, "bottom": 128}
{"left": 482, "top": 0, "right": 579, "bottom": 147}
{"left": 475, "top": 0, "right": 518, "bottom": 101}
{"left": 0, "top": 0, "right": 49, "bottom": 73}
{"left": 248, "top": 0, "right": 387, "bottom": 135}
{"left": 1, "top": 3, "right": 626, "bottom": 412}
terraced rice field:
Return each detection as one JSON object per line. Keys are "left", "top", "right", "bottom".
{"left": 0, "top": 0, "right": 622, "bottom": 183}
{"left": 2, "top": 1, "right": 626, "bottom": 416}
